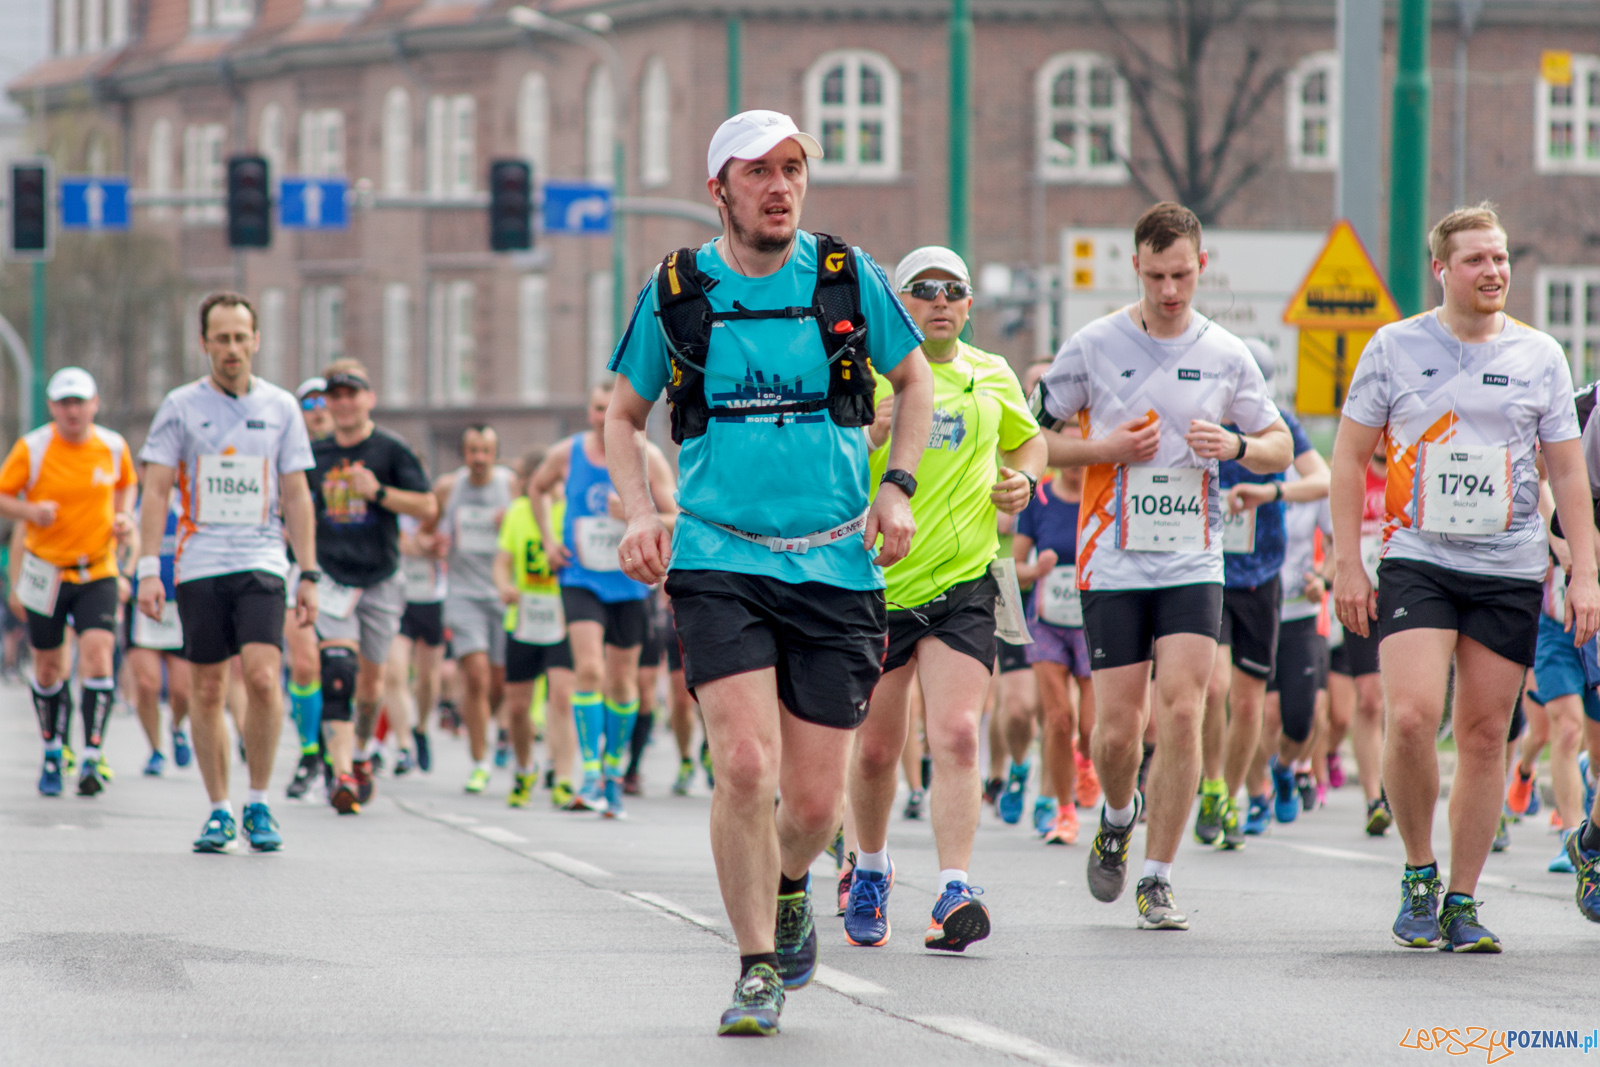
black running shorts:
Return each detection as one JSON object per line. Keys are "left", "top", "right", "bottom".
{"left": 505, "top": 635, "right": 574, "bottom": 684}
{"left": 1266, "top": 615, "right": 1328, "bottom": 743}
{"left": 996, "top": 636, "right": 1029, "bottom": 674}
{"left": 1376, "top": 558, "right": 1542, "bottom": 668}
{"left": 175, "top": 570, "right": 286, "bottom": 665}
{"left": 399, "top": 601, "right": 445, "bottom": 647}
{"left": 884, "top": 573, "right": 998, "bottom": 673}
{"left": 1079, "top": 583, "right": 1224, "bottom": 671}
{"left": 1219, "top": 576, "right": 1282, "bottom": 680}
{"left": 1329, "top": 626, "right": 1381, "bottom": 677}
{"left": 664, "top": 569, "right": 887, "bottom": 730}
{"left": 26, "top": 576, "right": 119, "bottom": 650}
{"left": 561, "top": 586, "right": 648, "bottom": 649}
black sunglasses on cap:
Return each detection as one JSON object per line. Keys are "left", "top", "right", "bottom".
{"left": 899, "top": 280, "right": 973, "bottom": 301}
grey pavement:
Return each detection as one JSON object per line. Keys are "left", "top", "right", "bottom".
{"left": 3, "top": 678, "right": 1598, "bottom": 1067}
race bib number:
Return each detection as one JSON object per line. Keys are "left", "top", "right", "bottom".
{"left": 1416, "top": 443, "right": 1512, "bottom": 535}
{"left": 16, "top": 553, "right": 60, "bottom": 617}
{"left": 574, "top": 516, "right": 625, "bottom": 572}
{"left": 514, "top": 590, "right": 566, "bottom": 645}
{"left": 1037, "top": 565, "right": 1083, "bottom": 628}
{"left": 1118, "top": 467, "right": 1208, "bottom": 552}
{"left": 197, "top": 454, "right": 268, "bottom": 525}
{"left": 456, "top": 505, "right": 500, "bottom": 556}
{"left": 1221, "top": 506, "right": 1257, "bottom": 554}
{"left": 317, "top": 576, "right": 362, "bottom": 620}
{"left": 989, "top": 558, "right": 1033, "bottom": 645}
{"left": 1360, "top": 533, "right": 1383, "bottom": 586}
{"left": 402, "top": 556, "right": 441, "bottom": 603}
{"left": 134, "top": 601, "right": 184, "bottom": 651}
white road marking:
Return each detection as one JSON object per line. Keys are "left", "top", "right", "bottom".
{"left": 814, "top": 965, "right": 887, "bottom": 996}
{"left": 530, "top": 851, "right": 613, "bottom": 879}
{"left": 52, "top": 824, "right": 82, "bottom": 831}
{"left": 1268, "top": 841, "right": 1389, "bottom": 866}
{"left": 913, "top": 1015, "right": 1091, "bottom": 1067}
{"left": 628, "top": 891, "right": 720, "bottom": 929}
{"left": 470, "top": 826, "right": 527, "bottom": 845}
{"left": 434, "top": 813, "right": 479, "bottom": 825}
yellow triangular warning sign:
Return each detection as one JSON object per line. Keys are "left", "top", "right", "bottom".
{"left": 1282, "top": 220, "right": 1402, "bottom": 329}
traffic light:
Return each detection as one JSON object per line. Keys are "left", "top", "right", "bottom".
{"left": 488, "top": 159, "right": 532, "bottom": 252}
{"left": 9, "top": 160, "right": 51, "bottom": 259}
{"left": 227, "top": 155, "right": 271, "bottom": 249}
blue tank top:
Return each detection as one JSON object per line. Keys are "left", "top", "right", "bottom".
{"left": 560, "top": 433, "right": 648, "bottom": 603}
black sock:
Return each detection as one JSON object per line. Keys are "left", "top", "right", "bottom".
{"left": 777, "top": 872, "right": 808, "bottom": 896}
{"left": 1405, "top": 861, "right": 1438, "bottom": 876}
{"left": 627, "top": 710, "right": 653, "bottom": 775}
{"left": 739, "top": 952, "right": 779, "bottom": 977}
{"left": 920, "top": 753, "right": 933, "bottom": 789}
{"left": 1443, "top": 892, "right": 1472, "bottom": 908}
{"left": 1582, "top": 819, "right": 1600, "bottom": 853}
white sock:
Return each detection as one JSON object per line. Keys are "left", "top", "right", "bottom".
{"left": 31, "top": 675, "right": 63, "bottom": 695}
{"left": 475, "top": 759, "right": 490, "bottom": 773}
{"left": 43, "top": 739, "right": 59, "bottom": 756}
{"left": 515, "top": 765, "right": 533, "bottom": 777}
{"left": 84, "top": 746, "right": 101, "bottom": 761}
{"left": 211, "top": 800, "right": 234, "bottom": 818}
{"left": 856, "top": 848, "right": 889, "bottom": 875}
{"left": 1142, "top": 859, "right": 1173, "bottom": 883}
{"left": 1103, "top": 799, "right": 1136, "bottom": 828}
{"left": 938, "top": 868, "right": 969, "bottom": 888}
{"left": 247, "top": 789, "right": 268, "bottom": 806}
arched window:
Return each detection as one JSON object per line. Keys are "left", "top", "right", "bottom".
{"left": 258, "top": 103, "right": 284, "bottom": 180}
{"left": 587, "top": 65, "right": 615, "bottom": 185}
{"left": 517, "top": 72, "right": 549, "bottom": 180}
{"left": 1287, "top": 52, "right": 1339, "bottom": 172}
{"left": 382, "top": 87, "right": 411, "bottom": 194}
{"left": 804, "top": 50, "right": 900, "bottom": 180}
{"left": 1036, "top": 52, "right": 1129, "bottom": 184}
{"left": 639, "top": 57, "right": 671, "bottom": 188}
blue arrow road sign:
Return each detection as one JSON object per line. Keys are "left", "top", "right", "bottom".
{"left": 60, "top": 176, "right": 129, "bottom": 231}
{"left": 279, "top": 178, "right": 348, "bottom": 230}
{"left": 542, "top": 182, "right": 612, "bottom": 235}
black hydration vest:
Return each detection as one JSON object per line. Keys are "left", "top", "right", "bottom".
{"left": 654, "top": 233, "right": 876, "bottom": 444}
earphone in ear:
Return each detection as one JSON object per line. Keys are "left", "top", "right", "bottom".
{"left": 1437, "top": 268, "right": 1446, "bottom": 287}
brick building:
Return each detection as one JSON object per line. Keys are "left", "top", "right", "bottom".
{"left": 9, "top": 0, "right": 1600, "bottom": 465}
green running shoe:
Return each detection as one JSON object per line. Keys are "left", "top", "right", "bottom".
{"left": 672, "top": 758, "right": 694, "bottom": 796}
{"left": 1366, "top": 795, "right": 1394, "bottom": 836}
{"left": 1218, "top": 796, "right": 1246, "bottom": 851}
{"left": 1491, "top": 813, "right": 1510, "bottom": 853}
{"left": 774, "top": 881, "right": 817, "bottom": 988}
{"left": 508, "top": 773, "right": 535, "bottom": 808}
{"left": 1439, "top": 895, "right": 1500, "bottom": 953}
{"left": 464, "top": 766, "right": 491, "bottom": 794}
{"left": 717, "top": 963, "right": 784, "bottom": 1036}
{"left": 550, "top": 779, "right": 575, "bottom": 809}
{"left": 193, "top": 811, "right": 239, "bottom": 853}
{"left": 1194, "top": 779, "right": 1225, "bottom": 845}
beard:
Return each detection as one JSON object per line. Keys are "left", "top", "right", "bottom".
{"left": 726, "top": 191, "right": 797, "bottom": 254}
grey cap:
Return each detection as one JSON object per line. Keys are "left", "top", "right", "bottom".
{"left": 1243, "top": 338, "right": 1275, "bottom": 383}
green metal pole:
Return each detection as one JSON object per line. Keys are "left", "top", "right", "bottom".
{"left": 948, "top": 0, "right": 971, "bottom": 262}
{"left": 30, "top": 261, "right": 45, "bottom": 428}
{"left": 612, "top": 139, "right": 626, "bottom": 349}
{"left": 726, "top": 17, "right": 742, "bottom": 116}
{"left": 1387, "top": 0, "right": 1432, "bottom": 316}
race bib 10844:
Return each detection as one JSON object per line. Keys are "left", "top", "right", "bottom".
{"left": 197, "top": 454, "right": 268, "bottom": 525}
{"left": 1416, "top": 443, "right": 1512, "bottom": 535}
{"left": 1117, "top": 466, "right": 1209, "bottom": 553}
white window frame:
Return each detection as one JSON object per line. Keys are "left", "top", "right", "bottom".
{"left": 382, "top": 283, "right": 412, "bottom": 404}
{"left": 426, "top": 94, "right": 476, "bottom": 200}
{"left": 59, "top": 0, "right": 80, "bottom": 56}
{"left": 258, "top": 288, "right": 286, "bottom": 385}
{"left": 303, "top": 0, "right": 373, "bottom": 11}
{"left": 586, "top": 66, "right": 616, "bottom": 186}
{"left": 299, "top": 285, "right": 345, "bottom": 374}
{"left": 588, "top": 271, "right": 614, "bottom": 386}
{"left": 84, "top": 0, "right": 104, "bottom": 53}
{"left": 519, "top": 274, "right": 549, "bottom": 403}
{"left": 639, "top": 57, "right": 671, "bottom": 188}
{"left": 518, "top": 72, "right": 550, "bottom": 181}
{"left": 148, "top": 118, "right": 173, "bottom": 220}
{"left": 382, "top": 87, "right": 411, "bottom": 195}
{"left": 804, "top": 49, "right": 901, "bottom": 182}
{"left": 192, "top": 0, "right": 252, "bottom": 30}
{"left": 298, "top": 108, "right": 345, "bottom": 177}
{"left": 427, "top": 280, "right": 476, "bottom": 404}
{"left": 258, "top": 103, "right": 284, "bottom": 181}
{"left": 108, "top": 0, "right": 129, "bottom": 47}
{"left": 1537, "top": 55, "right": 1600, "bottom": 175}
{"left": 1036, "top": 52, "right": 1129, "bottom": 185}
{"left": 182, "top": 123, "right": 226, "bottom": 224}
{"left": 1286, "top": 51, "right": 1339, "bottom": 172}
{"left": 1536, "top": 267, "right": 1600, "bottom": 384}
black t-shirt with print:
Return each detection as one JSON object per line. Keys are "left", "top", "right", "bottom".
{"left": 308, "top": 426, "right": 430, "bottom": 588}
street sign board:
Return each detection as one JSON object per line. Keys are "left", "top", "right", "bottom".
{"left": 1282, "top": 219, "right": 1401, "bottom": 329}
{"left": 542, "top": 181, "right": 612, "bottom": 235}
{"left": 60, "top": 176, "right": 130, "bottom": 231}
{"left": 279, "top": 178, "right": 348, "bottom": 230}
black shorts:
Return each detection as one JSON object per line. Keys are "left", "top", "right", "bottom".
{"left": 884, "top": 573, "right": 998, "bottom": 674}
{"left": 996, "top": 636, "right": 1030, "bottom": 674}
{"left": 561, "top": 586, "right": 648, "bottom": 649}
{"left": 26, "top": 576, "right": 119, "bottom": 650}
{"left": 1079, "top": 583, "right": 1224, "bottom": 671}
{"left": 175, "top": 571, "right": 287, "bottom": 665}
{"left": 399, "top": 601, "right": 445, "bottom": 647}
{"left": 505, "top": 635, "right": 574, "bottom": 684}
{"left": 1329, "top": 626, "right": 1381, "bottom": 677}
{"left": 1219, "top": 577, "right": 1282, "bottom": 680}
{"left": 665, "top": 569, "right": 887, "bottom": 730}
{"left": 665, "top": 614, "right": 683, "bottom": 672}
{"left": 1376, "top": 558, "right": 1542, "bottom": 668}
{"left": 1267, "top": 616, "right": 1328, "bottom": 743}
{"left": 639, "top": 609, "right": 666, "bottom": 669}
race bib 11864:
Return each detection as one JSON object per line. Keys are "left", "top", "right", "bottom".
{"left": 197, "top": 454, "right": 268, "bottom": 525}
{"left": 1117, "top": 466, "right": 1209, "bottom": 553}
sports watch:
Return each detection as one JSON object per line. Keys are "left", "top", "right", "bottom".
{"left": 880, "top": 469, "right": 918, "bottom": 499}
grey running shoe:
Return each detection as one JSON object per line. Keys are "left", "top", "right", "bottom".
{"left": 1135, "top": 876, "right": 1189, "bottom": 930}
{"left": 1086, "top": 793, "right": 1142, "bottom": 903}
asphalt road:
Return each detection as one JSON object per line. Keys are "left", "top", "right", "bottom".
{"left": 3, "top": 679, "right": 1597, "bottom": 1067}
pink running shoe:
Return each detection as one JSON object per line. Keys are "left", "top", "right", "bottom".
{"left": 1327, "top": 751, "right": 1345, "bottom": 790}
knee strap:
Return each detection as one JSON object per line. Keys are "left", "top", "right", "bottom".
{"left": 320, "top": 647, "right": 359, "bottom": 723}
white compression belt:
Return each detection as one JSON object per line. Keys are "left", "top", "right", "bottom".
{"left": 677, "top": 508, "right": 869, "bottom": 555}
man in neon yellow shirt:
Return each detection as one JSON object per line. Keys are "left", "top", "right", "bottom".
{"left": 843, "top": 246, "right": 1046, "bottom": 952}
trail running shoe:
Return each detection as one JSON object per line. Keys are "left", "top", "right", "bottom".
{"left": 172, "top": 730, "right": 192, "bottom": 768}
{"left": 925, "top": 881, "right": 989, "bottom": 952}
{"left": 464, "top": 767, "right": 491, "bottom": 795}
{"left": 551, "top": 780, "right": 575, "bottom": 809}
{"left": 1193, "top": 778, "right": 1225, "bottom": 845}
{"left": 1244, "top": 794, "right": 1271, "bottom": 835}
{"left": 1507, "top": 767, "right": 1535, "bottom": 815}
{"left": 998, "top": 762, "right": 1028, "bottom": 825}
{"left": 352, "top": 759, "right": 375, "bottom": 804}
{"left": 602, "top": 777, "right": 626, "bottom": 819}
{"left": 717, "top": 963, "right": 784, "bottom": 1037}
{"left": 1492, "top": 813, "right": 1509, "bottom": 853}
{"left": 1327, "top": 751, "right": 1345, "bottom": 789}
{"left": 413, "top": 729, "right": 431, "bottom": 772}
{"left": 144, "top": 751, "right": 166, "bottom": 777}
{"left": 1439, "top": 895, "right": 1501, "bottom": 953}
{"left": 1567, "top": 823, "right": 1600, "bottom": 923}
{"left": 1087, "top": 793, "right": 1142, "bottom": 902}
{"left": 493, "top": 731, "right": 511, "bottom": 769}
{"left": 393, "top": 749, "right": 415, "bottom": 776}
{"left": 1044, "top": 806, "right": 1079, "bottom": 845}
{"left": 508, "top": 773, "right": 535, "bottom": 808}
{"left": 38, "top": 754, "right": 62, "bottom": 796}
{"left": 286, "top": 752, "right": 319, "bottom": 800}
{"left": 331, "top": 774, "right": 361, "bottom": 814}
{"left": 77, "top": 759, "right": 105, "bottom": 797}
{"left": 1033, "top": 795, "right": 1058, "bottom": 836}
{"left": 242, "top": 803, "right": 283, "bottom": 851}
{"left": 843, "top": 864, "right": 894, "bottom": 947}
{"left": 1218, "top": 796, "right": 1246, "bottom": 850}
{"left": 1392, "top": 866, "right": 1443, "bottom": 948}
{"left": 1270, "top": 758, "right": 1298, "bottom": 823}
{"left": 1075, "top": 751, "right": 1101, "bottom": 809}
{"left": 903, "top": 789, "right": 925, "bottom": 820}
{"left": 1550, "top": 830, "right": 1577, "bottom": 874}
{"left": 193, "top": 811, "right": 239, "bottom": 853}
{"left": 1296, "top": 771, "right": 1317, "bottom": 813}
{"left": 774, "top": 882, "right": 818, "bottom": 988}
{"left": 1366, "top": 795, "right": 1394, "bottom": 836}
{"left": 672, "top": 758, "right": 693, "bottom": 796}
{"left": 1135, "top": 876, "right": 1188, "bottom": 930}
{"left": 836, "top": 854, "right": 854, "bottom": 916}
{"left": 983, "top": 776, "right": 1004, "bottom": 807}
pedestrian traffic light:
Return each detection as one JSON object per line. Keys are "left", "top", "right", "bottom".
{"left": 9, "top": 160, "right": 51, "bottom": 260}
{"left": 488, "top": 159, "right": 533, "bottom": 252}
{"left": 227, "top": 155, "right": 271, "bottom": 249}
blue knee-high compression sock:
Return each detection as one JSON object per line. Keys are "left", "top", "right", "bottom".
{"left": 602, "top": 698, "right": 639, "bottom": 780}
{"left": 573, "top": 691, "right": 603, "bottom": 778}
{"left": 289, "top": 681, "right": 322, "bottom": 754}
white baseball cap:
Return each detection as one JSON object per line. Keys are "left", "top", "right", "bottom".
{"left": 46, "top": 367, "right": 96, "bottom": 401}
{"left": 893, "top": 246, "right": 971, "bottom": 291}
{"left": 296, "top": 376, "right": 327, "bottom": 401}
{"left": 707, "top": 110, "right": 822, "bottom": 180}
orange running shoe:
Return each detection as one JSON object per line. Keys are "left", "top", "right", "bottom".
{"left": 1075, "top": 751, "right": 1102, "bottom": 810}
{"left": 1507, "top": 768, "right": 1535, "bottom": 816}
{"left": 1552, "top": 809, "right": 1565, "bottom": 831}
{"left": 1044, "top": 806, "right": 1079, "bottom": 845}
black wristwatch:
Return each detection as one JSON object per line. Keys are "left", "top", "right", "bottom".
{"left": 1234, "top": 433, "right": 1248, "bottom": 460}
{"left": 1022, "top": 470, "right": 1040, "bottom": 498}
{"left": 880, "top": 468, "right": 918, "bottom": 499}
{"left": 374, "top": 485, "right": 388, "bottom": 506}
{"left": 298, "top": 570, "right": 321, "bottom": 584}
{"left": 1272, "top": 482, "right": 1283, "bottom": 502}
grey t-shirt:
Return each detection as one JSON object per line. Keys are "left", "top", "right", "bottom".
{"left": 444, "top": 465, "right": 515, "bottom": 601}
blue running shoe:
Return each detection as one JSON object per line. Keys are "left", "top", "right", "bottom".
{"left": 1244, "top": 794, "right": 1271, "bottom": 835}
{"left": 144, "top": 751, "right": 166, "bottom": 777}
{"left": 1582, "top": 753, "right": 1596, "bottom": 818}
{"left": 1270, "top": 757, "right": 1299, "bottom": 824}
{"left": 1439, "top": 894, "right": 1500, "bottom": 953}
{"left": 242, "top": 803, "right": 283, "bottom": 852}
{"left": 717, "top": 963, "right": 784, "bottom": 1037}
{"left": 1525, "top": 782, "right": 1541, "bottom": 818}
{"left": 171, "top": 730, "right": 192, "bottom": 768}
{"left": 193, "top": 810, "right": 239, "bottom": 853}
{"left": 843, "top": 864, "right": 894, "bottom": 947}
{"left": 1392, "top": 865, "right": 1443, "bottom": 948}
{"left": 1550, "top": 830, "right": 1577, "bottom": 874}
{"left": 1567, "top": 822, "right": 1600, "bottom": 923}
{"left": 997, "top": 762, "right": 1028, "bottom": 825}
{"left": 925, "top": 881, "right": 990, "bottom": 952}
{"left": 412, "top": 728, "right": 431, "bottom": 773}
{"left": 602, "top": 776, "right": 626, "bottom": 820}
{"left": 774, "top": 881, "right": 817, "bottom": 988}
{"left": 38, "top": 754, "right": 62, "bottom": 796}
{"left": 1033, "top": 795, "right": 1058, "bottom": 837}
{"left": 493, "top": 731, "right": 511, "bottom": 769}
